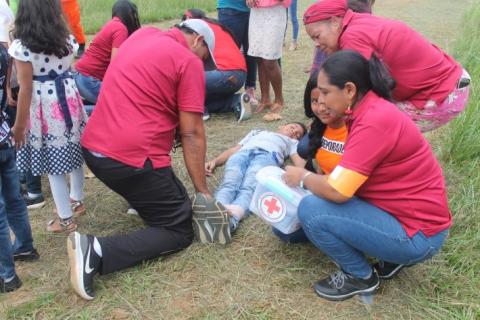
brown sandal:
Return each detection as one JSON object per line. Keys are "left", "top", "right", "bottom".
{"left": 270, "top": 102, "right": 284, "bottom": 113}
{"left": 72, "top": 201, "right": 86, "bottom": 218}
{"left": 47, "top": 217, "right": 77, "bottom": 233}
{"left": 263, "top": 112, "right": 283, "bottom": 122}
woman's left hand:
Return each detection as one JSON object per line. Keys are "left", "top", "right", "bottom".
{"left": 283, "top": 165, "right": 309, "bottom": 187}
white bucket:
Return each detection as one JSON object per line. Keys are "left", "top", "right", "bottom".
{"left": 249, "top": 166, "right": 311, "bottom": 234}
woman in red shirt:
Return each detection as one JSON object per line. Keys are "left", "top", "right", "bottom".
{"left": 283, "top": 50, "right": 451, "bottom": 301}
{"left": 303, "top": 0, "right": 470, "bottom": 132}
{"left": 74, "top": 0, "right": 140, "bottom": 107}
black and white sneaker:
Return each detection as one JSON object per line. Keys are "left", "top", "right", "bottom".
{"left": 0, "top": 274, "right": 22, "bottom": 293}
{"left": 373, "top": 261, "right": 406, "bottom": 280}
{"left": 314, "top": 269, "right": 380, "bottom": 301}
{"left": 13, "top": 248, "right": 40, "bottom": 261}
{"left": 67, "top": 232, "right": 101, "bottom": 300}
{"left": 24, "top": 194, "right": 46, "bottom": 209}
{"left": 234, "top": 93, "right": 252, "bottom": 123}
{"left": 192, "top": 193, "right": 231, "bottom": 245}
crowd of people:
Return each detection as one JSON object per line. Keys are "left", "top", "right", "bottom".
{"left": 0, "top": 0, "right": 471, "bottom": 304}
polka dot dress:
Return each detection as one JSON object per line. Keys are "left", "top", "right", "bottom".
{"left": 8, "top": 36, "right": 88, "bottom": 176}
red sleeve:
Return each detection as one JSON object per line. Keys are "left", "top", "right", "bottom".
{"left": 340, "top": 31, "right": 375, "bottom": 60}
{"left": 111, "top": 23, "right": 129, "bottom": 48}
{"left": 339, "top": 114, "right": 396, "bottom": 176}
{"left": 177, "top": 57, "right": 205, "bottom": 114}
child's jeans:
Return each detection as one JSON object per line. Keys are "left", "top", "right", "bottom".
{"left": 215, "top": 149, "right": 278, "bottom": 214}
{"left": 0, "top": 147, "right": 34, "bottom": 280}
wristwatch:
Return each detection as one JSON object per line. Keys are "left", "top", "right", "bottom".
{"left": 299, "top": 172, "right": 313, "bottom": 189}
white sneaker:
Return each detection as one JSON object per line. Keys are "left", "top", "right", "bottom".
{"left": 126, "top": 207, "right": 138, "bottom": 215}
{"left": 235, "top": 93, "right": 252, "bottom": 123}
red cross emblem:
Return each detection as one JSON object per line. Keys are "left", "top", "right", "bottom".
{"left": 258, "top": 193, "right": 286, "bottom": 223}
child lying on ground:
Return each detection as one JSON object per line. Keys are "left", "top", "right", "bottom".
{"left": 206, "top": 122, "right": 307, "bottom": 232}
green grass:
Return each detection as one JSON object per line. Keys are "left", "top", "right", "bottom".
{"left": 1, "top": 0, "right": 479, "bottom": 319}
{"left": 78, "top": 0, "right": 217, "bottom": 34}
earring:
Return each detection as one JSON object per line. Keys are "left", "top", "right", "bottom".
{"left": 344, "top": 104, "right": 352, "bottom": 115}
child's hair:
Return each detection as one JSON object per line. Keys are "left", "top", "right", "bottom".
{"left": 289, "top": 122, "right": 308, "bottom": 138}
{"left": 112, "top": 0, "right": 141, "bottom": 36}
{"left": 181, "top": 8, "right": 240, "bottom": 48}
{"left": 182, "top": 8, "right": 206, "bottom": 20}
{"left": 348, "top": 0, "right": 375, "bottom": 13}
{"left": 12, "top": 0, "right": 72, "bottom": 58}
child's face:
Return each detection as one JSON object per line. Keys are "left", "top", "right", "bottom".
{"left": 278, "top": 123, "right": 305, "bottom": 140}
{"left": 311, "top": 73, "right": 347, "bottom": 128}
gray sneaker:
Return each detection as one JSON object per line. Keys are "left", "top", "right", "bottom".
{"left": 234, "top": 93, "right": 252, "bottom": 123}
{"left": 191, "top": 193, "right": 231, "bottom": 244}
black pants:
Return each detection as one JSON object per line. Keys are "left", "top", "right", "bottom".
{"left": 82, "top": 148, "right": 193, "bottom": 274}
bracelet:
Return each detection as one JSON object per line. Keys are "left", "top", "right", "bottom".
{"left": 299, "top": 171, "right": 313, "bottom": 189}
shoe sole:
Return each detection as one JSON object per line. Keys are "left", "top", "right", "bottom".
{"left": 237, "top": 93, "right": 252, "bottom": 123}
{"left": 378, "top": 264, "right": 406, "bottom": 280}
{"left": 67, "top": 233, "right": 94, "bottom": 300}
{"left": 13, "top": 253, "right": 39, "bottom": 262}
{"left": 314, "top": 282, "right": 380, "bottom": 302}
{"left": 192, "top": 195, "right": 231, "bottom": 245}
{"left": 27, "top": 201, "right": 46, "bottom": 210}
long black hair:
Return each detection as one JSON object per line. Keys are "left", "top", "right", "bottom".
{"left": 112, "top": 0, "right": 141, "bottom": 36}
{"left": 348, "top": 0, "right": 375, "bottom": 13}
{"left": 182, "top": 8, "right": 241, "bottom": 48}
{"left": 307, "top": 50, "right": 395, "bottom": 161}
{"left": 12, "top": 0, "right": 72, "bottom": 57}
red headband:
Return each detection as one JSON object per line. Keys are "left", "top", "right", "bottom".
{"left": 303, "top": 0, "right": 348, "bottom": 25}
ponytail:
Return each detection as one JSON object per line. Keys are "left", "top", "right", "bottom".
{"left": 369, "top": 54, "right": 395, "bottom": 100}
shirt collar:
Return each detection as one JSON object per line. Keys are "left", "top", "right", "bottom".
{"left": 339, "top": 9, "right": 354, "bottom": 41}
{"left": 346, "top": 90, "right": 379, "bottom": 125}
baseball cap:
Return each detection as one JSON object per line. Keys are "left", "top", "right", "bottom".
{"left": 179, "top": 19, "right": 216, "bottom": 69}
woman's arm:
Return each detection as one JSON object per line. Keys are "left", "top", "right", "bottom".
{"left": 283, "top": 165, "right": 350, "bottom": 203}
{"left": 290, "top": 153, "right": 306, "bottom": 167}
{"left": 12, "top": 59, "right": 33, "bottom": 149}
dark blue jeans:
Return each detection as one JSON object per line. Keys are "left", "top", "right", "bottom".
{"left": 218, "top": 8, "right": 257, "bottom": 89}
{"left": 205, "top": 69, "right": 246, "bottom": 113}
{"left": 274, "top": 196, "right": 448, "bottom": 279}
{"left": 0, "top": 147, "right": 34, "bottom": 280}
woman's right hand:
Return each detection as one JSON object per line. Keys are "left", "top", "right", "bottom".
{"left": 11, "top": 125, "right": 26, "bottom": 149}
{"left": 205, "top": 160, "right": 216, "bottom": 176}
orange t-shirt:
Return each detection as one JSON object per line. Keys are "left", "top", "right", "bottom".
{"left": 315, "top": 125, "right": 348, "bottom": 174}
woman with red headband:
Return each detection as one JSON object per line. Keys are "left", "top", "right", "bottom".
{"left": 283, "top": 50, "right": 451, "bottom": 301}
{"left": 303, "top": 0, "right": 470, "bottom": 132}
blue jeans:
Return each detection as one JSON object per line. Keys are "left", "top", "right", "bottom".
{"left": 205, "top": 69, "right": 246, "bottom": 113}
{"left": 215, "top": 149, "right": 277, "bottom": 212}
{"left": 73, "top": 71, "right": 101, "bottom": 105}
{"left": 218, "top": 8, "right": 257, "bottom": 89}
{"left": 0, "top": 147, "right": 34, "bottom": 280}
{"left": 296, "top": 196, "right": 449, "bottom": 278}
{"left": 288, "top": 0, "right": 299, "bottom": 41}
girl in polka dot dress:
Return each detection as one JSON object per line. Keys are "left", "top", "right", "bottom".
{"left": 9, "top": 0, "right": 87, "bottom": 233}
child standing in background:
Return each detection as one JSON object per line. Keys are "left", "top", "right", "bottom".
{"left": 61, "top": 0, "right": 86, "bottom": 58}
{"left": 0, "top": 0, "right": 39, "bottom": 294}
{"left": 10, "top": 0, "right": 87, "bottom": 233}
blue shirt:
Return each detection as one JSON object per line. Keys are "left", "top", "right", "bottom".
{"left": 217, "top": 0, "right": 250, "bottom": 12}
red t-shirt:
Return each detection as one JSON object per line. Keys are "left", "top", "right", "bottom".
{"left": 339, "top": 10, "right": 462, "bottom": 108}
{"left": 328, "top": 91, "right": 451, "bottom": 237}
{"left": 81, "top": 27, "right": 205, "bottom": 169}
{"left": 207, "top": 22, "right": 246, "bottom": 72}
{"left": 75, "top": 17, "right": 128, "bottom": 80}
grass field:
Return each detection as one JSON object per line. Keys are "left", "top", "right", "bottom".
{"left": 1, "top": 0, "right": 479, "bottom": 319}
{"left": 78, "top": 0, "right": 217, "bottom": 34}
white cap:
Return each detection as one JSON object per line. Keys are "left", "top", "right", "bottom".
{"left": 179, "top": 19, "right": 216, "bottom": 68}
{"left": 0, "top": 0, "right": 14, "bottom": 43}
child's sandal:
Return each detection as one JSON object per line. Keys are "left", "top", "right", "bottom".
{"left": 263, "top": 112, "right": 283, "bottom": 122}
{"left": 72, "top": 200, "right": 86, "bottom": 218}
{"left": 47, "top": 217, "right": 77, "bottom": 233}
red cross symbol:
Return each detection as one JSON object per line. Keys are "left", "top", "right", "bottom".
{"left": 264, "top": 198, "right": 281, "bottom": 215}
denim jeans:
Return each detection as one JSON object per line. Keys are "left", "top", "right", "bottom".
{"left": 215, "top": 149, "right": 278, "bottom": 212}
{"left": 205, "top": 69, "right": 246, "bottom": 113}
{"left": 73, "top": 71, "right": 101, "bottom": 105}
{"left": 0, "top": 147, "right": 34, "bottom": 280}
{"left": 272, "top": 226, "right": 309, "bottom": 243}
{"left": 218, "top": 8, "right": 257, "bottom": 89}
{"left": 288, "top": 0, "right": 299, "bottom": 41}
{"left": 297, "top": 196, "right": 449, "bottom": 278}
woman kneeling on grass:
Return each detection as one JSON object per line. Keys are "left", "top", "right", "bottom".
{"left": 282, "top": 50, "right": 451, "bottom": 302}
